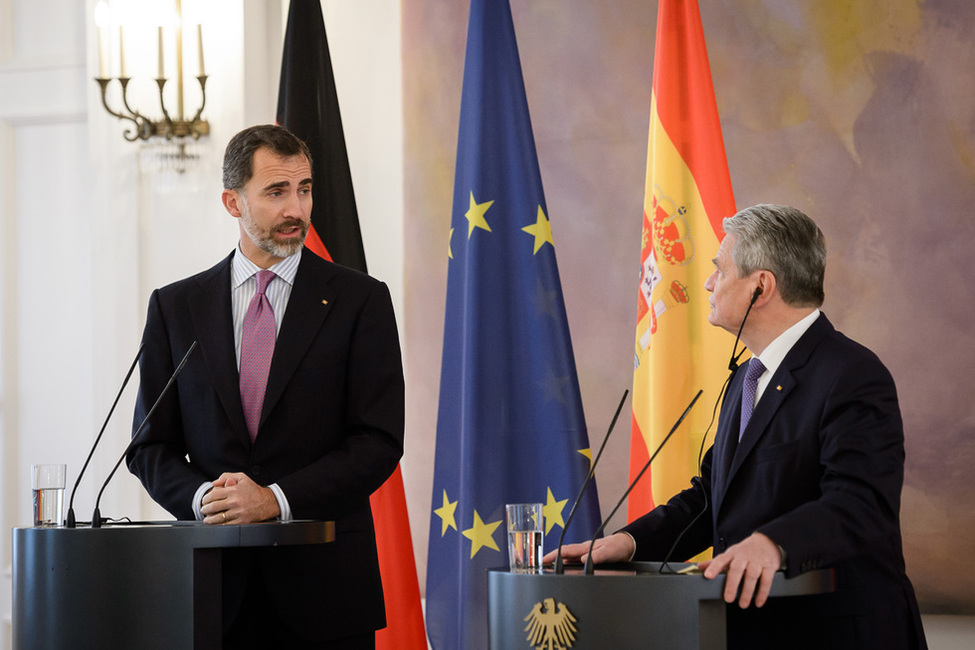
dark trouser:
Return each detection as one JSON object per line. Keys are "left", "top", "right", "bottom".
{"left": 223, "top": 562, "right": 376, "bottom": 650}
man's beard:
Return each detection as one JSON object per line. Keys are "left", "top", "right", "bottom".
{"left": 241, "top": 214, "right": 309, "bottom": 259}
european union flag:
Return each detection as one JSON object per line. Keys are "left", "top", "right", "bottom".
{"left": 425, "top": 1, "right": 602, "bottom": 647}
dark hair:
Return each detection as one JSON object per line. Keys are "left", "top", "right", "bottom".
{"left": 222, "top": 124, "right": 313, "bottom": 191}
{"left": 722, "top": 204, "right": 826, "bottom": 307}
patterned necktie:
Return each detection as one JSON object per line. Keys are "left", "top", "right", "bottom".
{"left": 739, "top": 357, "right": 766, "bottom": 440}
{"left": 240, "top": 270, "right": 277, "bottom": 442}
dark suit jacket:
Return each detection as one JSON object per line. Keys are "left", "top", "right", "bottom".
{"left": 126, "top": 248, "right": 405, "bottom": 641}
{"left": 622, "top": 314, "right": 926, "bottom": 649}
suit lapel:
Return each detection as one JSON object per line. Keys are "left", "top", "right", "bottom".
{"left": 720, "top": 315, "right": 833, "bottom": 508}
{"left": 728, "top": 369, "right": 796, "bottom": 479}
{"left": 186, "top": 252, "right": 251, "bottom": 444}
{"left": 261, "top": 250, "right": 337, "bottom": 427}
{"left": 712, "top": 369, "right": 743, "bottom": 518}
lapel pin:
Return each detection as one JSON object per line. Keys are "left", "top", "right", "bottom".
{"left": 776, "top": 385, "right": 783, "bottom": 391}
{"left": 322, "top": 299, "right": 329, "bottom": 305}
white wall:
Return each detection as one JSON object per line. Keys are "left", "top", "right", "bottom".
{"left": 1, "top": 0, "right": 92, "bottom": 645}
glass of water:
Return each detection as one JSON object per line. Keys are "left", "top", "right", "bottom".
{"left": 31, "top": 464, "right": 66, "bottom": 527}
{"left": 505, "top": 502, "right": 544, "bottom": 573}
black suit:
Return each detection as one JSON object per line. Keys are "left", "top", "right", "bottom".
{"left": 623, "top": 314, "right": 926, "bottom": 649}
{"left": 127, "top": 248, "right": 404, "bottom": 643}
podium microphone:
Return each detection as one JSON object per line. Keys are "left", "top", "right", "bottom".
{"left": 91, "top": 341, "right": 198, "bottom": 528}
{"left": 583, "top": 389, "right": 702, "bottom": 575}
{"left": 554, "top": 389, "right": 628, "bottom": 574}
{"left": 66, "top": 343, "right": 145, "bottom": 528}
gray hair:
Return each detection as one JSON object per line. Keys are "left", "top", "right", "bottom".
{"left": 722, "top": 204, "right": 826, "bottom": 307}
{"left": 222, "top": 124, "right": 312, "bottom": 191}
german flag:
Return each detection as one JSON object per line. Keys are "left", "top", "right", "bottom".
{"left": 276, "top": 3, "right": 426, "bottom": 648}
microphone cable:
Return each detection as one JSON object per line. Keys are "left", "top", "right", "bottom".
{"left": 657, "top": 371, "right": 729, "bottom": 574}
{"left": 658, "top": 286, "right": 761, "bottom": 573}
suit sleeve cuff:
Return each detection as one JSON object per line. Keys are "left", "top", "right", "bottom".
{"left": 192, "top": 481, "right": 213, "bottom": 521}
{"left": 268, "top": 483, "right": 292, "bottom": 521}
{"left": 620, "top": 531, "right": 638, "bottom": 562}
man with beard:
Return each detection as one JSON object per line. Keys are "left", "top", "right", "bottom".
{"left": 126, "top": 124, "right": 404, "bottom": 649}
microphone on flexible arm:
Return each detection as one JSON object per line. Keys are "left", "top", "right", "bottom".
{"left": 65, "top": 342, "right": 146, "bottom": 528}
{"left": 91, "top": 340, "right": 198, "bottom": 528}
{"left": 554, "top": 389, "right": 629, "bottom": 575}
{"left": 727, "top": 287, "right": 762, "bottom": 372}
{"left": 583, "top": 389, "right": 703, "bottom": 575}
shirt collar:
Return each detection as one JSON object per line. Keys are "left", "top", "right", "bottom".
{"left": 753, "top": 309, "right": 821, "bottom": 379}
{"left": 231, "top": 246, "right": 301, "bottom": 289}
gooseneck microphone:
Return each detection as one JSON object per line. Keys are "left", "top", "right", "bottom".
{"left": 554, "top": 389, "right": 629, "bottom": 574}
{"left": 66, "top": 343, "right": 145, "bottom": 528}
{"left": 583, "top": 389, "right": 703, "bottom": 575}
{"left": 728, "top": 287, "right": 762, "bottom": 372}
{"left": 91, "top": 341, "right": 198, "bottom": 528}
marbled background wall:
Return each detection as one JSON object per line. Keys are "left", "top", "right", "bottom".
{"left": 402, "top": 0, "right": 975, "bottom": 613}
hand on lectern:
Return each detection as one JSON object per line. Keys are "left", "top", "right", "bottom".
{"left": 542, "top": 532, "right": 635, "bottom": 567}
{"left": 698, "top": 532, "right": 782, "bottom": 609}
{"left": 200, "top": 472, "right": 281, "bottom": 525}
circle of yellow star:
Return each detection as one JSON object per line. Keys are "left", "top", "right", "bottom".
{"left": 434, "top": 489, "right": 458, "bottom": 536}
{"left": 521, "top": 206, "right": 554, "bottom": 254}
{"left": 543, "top": 487, "right": 569, "bottom": 534}
{"left": 462, "top": 509, "right": 502, "bottom": 558}
{"left": 465, "top": 191, "right": 494, "bottom": 238}
{"left": 578, "top": 448, "right": 593, "bottom": 468}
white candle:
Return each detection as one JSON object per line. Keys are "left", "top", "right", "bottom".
{"left": 196, "top": 24, "right": 205, "bottom": 77}
{"left": 97, "top": 25, "right": 107, "bottom": 77}
{"left": 118, "top": 26, "right": 126, "bottom": 77}
{"left": 157, "top": 26, "right": 164, "bottom": 78}
{"left": 94, "top": 1, "right": 109, "bottom": 78}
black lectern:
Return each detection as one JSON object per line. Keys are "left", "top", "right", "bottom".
{"left": 488, "top": 562, "right": 833, "bottom": 650}
{"left": 12, "top": 521, "right": 334, "bottom": 650}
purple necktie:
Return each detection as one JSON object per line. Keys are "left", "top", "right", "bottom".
{"left": 240, "top": 270, "right": 277, "bottom": 442}
{"left": 739, "top": 357, "right": 766, "bottom": 440}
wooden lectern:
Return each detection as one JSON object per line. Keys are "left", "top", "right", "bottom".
{"left": 488, "top": 562, "right": 833, "bottom": 650}
{"left": 12, "top": 521, "right": 334, "bottom": 650}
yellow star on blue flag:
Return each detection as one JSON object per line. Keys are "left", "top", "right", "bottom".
{"left": 462, "top": 510, "right": 502, "bottom": 558}
{"left": 434, "top": 490, "right": 458, "bottom": 536}
{"left": 521, "top": 206, "right": 554, "bottom": 254}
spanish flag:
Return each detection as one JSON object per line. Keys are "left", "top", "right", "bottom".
{"left": 627, "top": 0, "right": 737, "bottom": 526}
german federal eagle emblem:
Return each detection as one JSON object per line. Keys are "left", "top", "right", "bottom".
{"left": 523, "top": 597, "right": 577, "bottom": 649}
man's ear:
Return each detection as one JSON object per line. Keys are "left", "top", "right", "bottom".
{"left": 222, "top": 189, "right": 242, "bottom": 218}
{"left": 754, "top": 270, "right": 777, "bottom": 303}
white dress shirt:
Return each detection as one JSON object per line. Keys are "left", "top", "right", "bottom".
{"left": 192, "top": 247, "right": 302, "bottom": 522}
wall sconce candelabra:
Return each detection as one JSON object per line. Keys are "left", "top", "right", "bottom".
{"left": 93, "top": 0, "right": 209, "bottom": 173}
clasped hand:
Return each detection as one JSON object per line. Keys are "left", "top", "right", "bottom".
{"left": 200, "top": 472, "right": 280, "bottom": 525}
